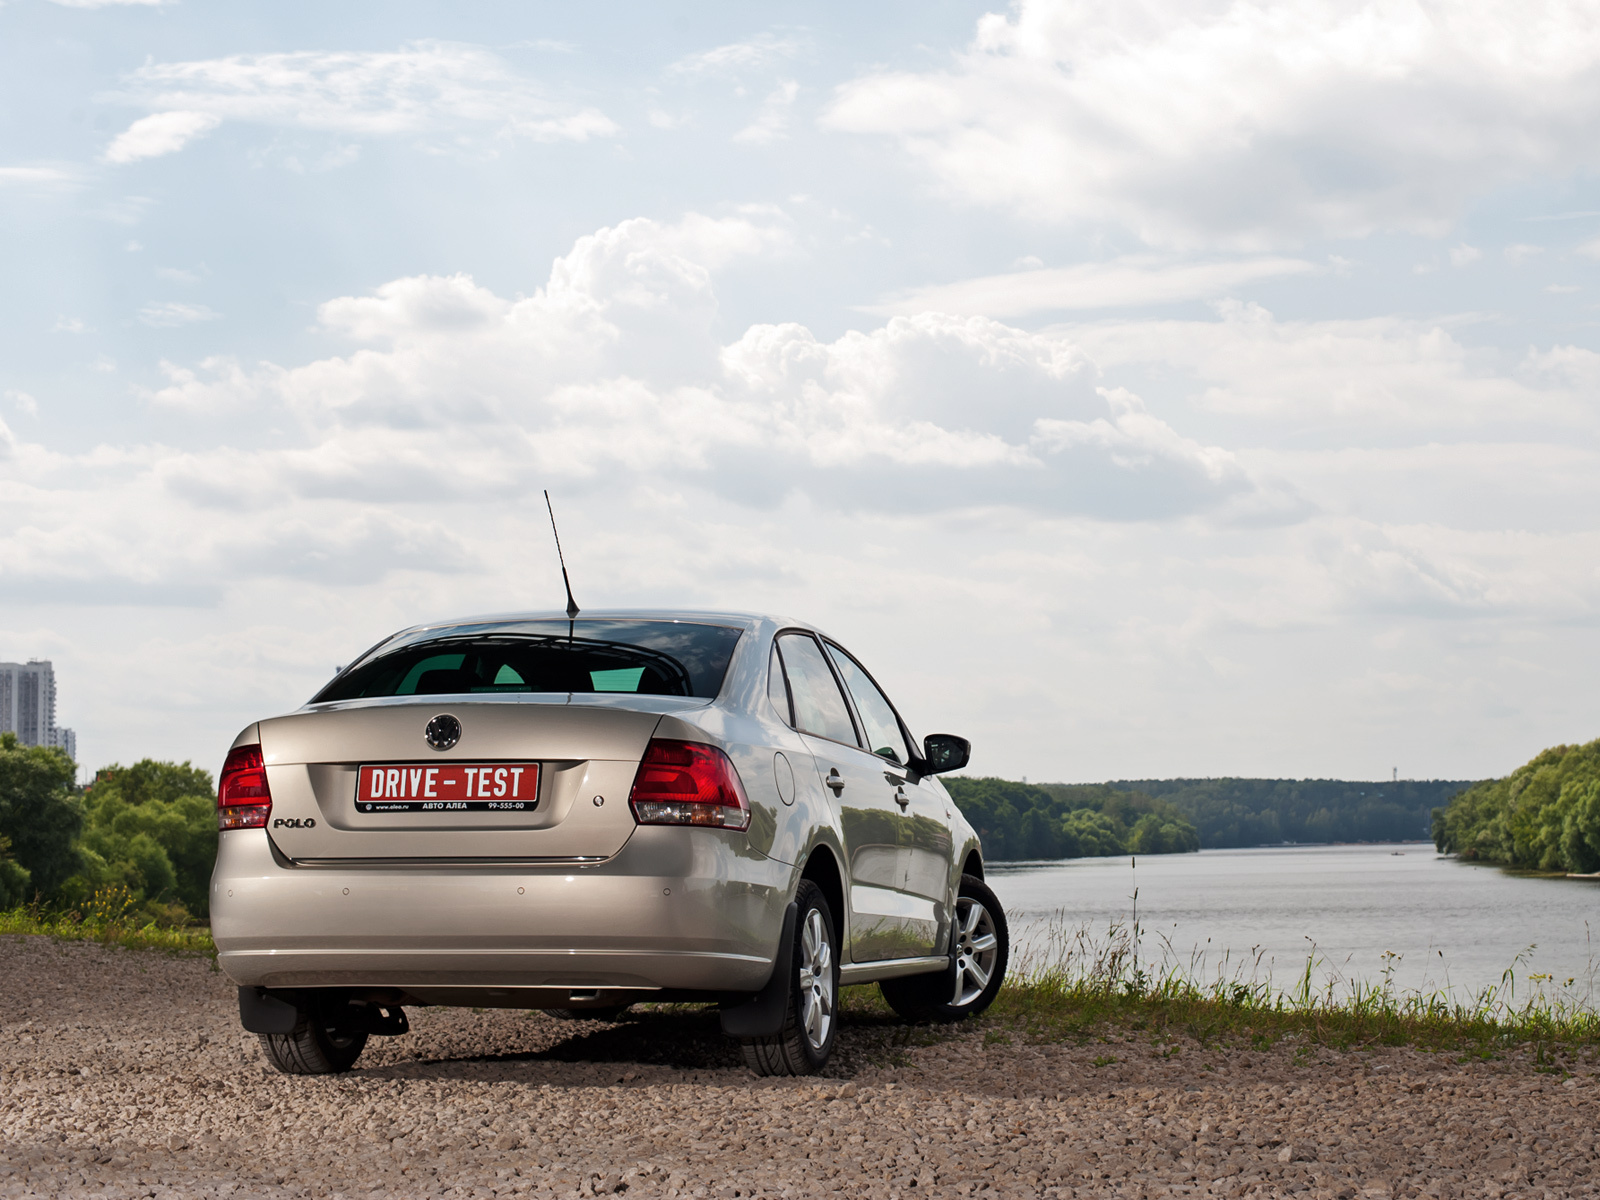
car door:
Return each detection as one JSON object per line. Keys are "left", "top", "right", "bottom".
{"left": 824, "top": 641, "right": 950, "bottom": 958}
{"left": 773, "top": 631, "right": 919, "bottom": 963}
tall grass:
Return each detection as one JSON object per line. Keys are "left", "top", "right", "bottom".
{"left": 992, "top": 914, "right": 1600, "bottom": 1059}
{"left": 0, "top": 886, "right": 215, "bottom": 955}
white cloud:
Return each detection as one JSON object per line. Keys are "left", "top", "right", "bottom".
{"left": 49, "top": 0, "right": 169, "bottom": 6}
{"left": 51, "top": 317, "right": 87, "bottom": 334}
{"left": 108, "top": 41, "right": 618, "bottom": 158}
{"left": 1069, "top": 300, "right": 1586, "bottom": 430}
{"left": 826, "top": 0, "right": 1600, "bottom": 248}
{"left": 5, "top": 391, "right": 38, "bottom": 417}
{"left": 104, "top": 111, "right": 221, "bottom": 164}
{"left": 1449, "top": 244, "right": 1482, "bottom": 268}
{"left": 733, "top": 80, "right": 799, "bottom": 144}
{"left": 138, "top": 301, "right": 221, "bottom": 327}
{"left": 1504, "top": 243, "right": 1544, "bottom": 264}
{"left": 1577, "top": 237, "right": 1600, "bottom": 260}
{"left": 12, "top": 212, "right": 1600, "bottom": 782}
{"left": 0, "top": 165, "right": 78, "bottom": 189}
{"left": 668, "top": 32, "right": 806, "bottom": 77}
{"left": 130, "top": 212, "right": 1262, "bottom": 522}
{"left": 142, "top": 356, "right": 268, "bottom": 411}
{"left": 867, "top": 256, "right": 1315, "bottom": 318}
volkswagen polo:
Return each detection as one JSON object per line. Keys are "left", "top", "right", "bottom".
{"left": 212, "top": 610, "right": 1010, "bottom": 1076}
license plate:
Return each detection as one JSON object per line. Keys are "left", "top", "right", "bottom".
{"left": 355, "top": 763, "right": 539, "bottom": 813}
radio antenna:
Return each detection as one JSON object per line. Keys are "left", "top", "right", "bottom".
{"left": 544, "top": 490, "right": 580, "bottom": 628}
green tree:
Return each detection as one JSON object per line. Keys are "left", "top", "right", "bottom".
{"left": 99, "top": 759, "right": 214, "bottom": 807}
{"left": 944, "top": 775, "right": 1199, "bottom": 861}
{"left": 1060, "top": 808, "right": 1126, "bottom": 857}
{"left": 1434, "top": 738, "right": 1600, "bottom": 874}
{"left": 0, "top": 732, "right": 82, "bottom": 898}
{"left": 1119, "top": 777, "right": 1470, "bottom": 847}
{"left": 70, "top": 760, "right": 216, "bottom": 917}
{"left": 1129, "top": 812, "right": 1201, "bottom": 855}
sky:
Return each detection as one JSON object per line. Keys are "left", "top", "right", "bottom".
{"left": 4, "top": 0, "right": 1600, "bottom": 785}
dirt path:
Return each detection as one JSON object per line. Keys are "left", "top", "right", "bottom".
{"left": 1, "top": 935, "right": 1594, "bottom": 1199}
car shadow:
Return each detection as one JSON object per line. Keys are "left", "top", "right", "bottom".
{"left": 357, "top": 1004, "right": 933, "bottom": 1082}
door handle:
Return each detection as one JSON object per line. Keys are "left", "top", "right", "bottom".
{"left": 894, "top": 787, "right": 910, "bottom": 809}
{"left": 824, "top": 768, "right": 845, "bottom": 795}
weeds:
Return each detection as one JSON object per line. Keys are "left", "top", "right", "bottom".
{"left": 4, "top": 892, "right": 1599, "bottom": 1065}
{"left": 992, "top": 915, "right": 1600, "bottom": 1060}
{"left": 0, "top": 887, "right": 215, "bottom": 956}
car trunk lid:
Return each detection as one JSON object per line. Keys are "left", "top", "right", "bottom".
{"left": 254, "top": 697, "right": 707, "bottom": 861}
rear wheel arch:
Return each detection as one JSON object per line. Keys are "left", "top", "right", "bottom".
{"left": 962, "top": 849, "right": 984, "bottom": 880}
{"left": 799, "top": 844, "right": 844, "bottom": 949}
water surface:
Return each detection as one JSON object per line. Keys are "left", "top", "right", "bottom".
{"left": 986, "top": 842, "right": 1600, "bottom": 1000}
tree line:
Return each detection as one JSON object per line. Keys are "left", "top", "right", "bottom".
{"left": 0, "top": 734, "right": 215, "bottom": 921}
{"left": 1120, "top": 777, "right": 1472, "bottom": 848}
{"left": 1432, "top": 737, "right": 1600, "bottom": 873}
{"left": 943, "top": 774, "right": 1475, "bottom": 861}
{"left": 943, "top": 776, "right": 1201, "bottom": 861}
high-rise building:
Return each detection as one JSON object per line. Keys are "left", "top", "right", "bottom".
{"left": 0, "top": 659, "right": 76, "bottom": 762}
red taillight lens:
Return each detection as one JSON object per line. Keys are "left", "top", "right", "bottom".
{"left": 218, "top": 744, "right": 272, "bottom": 831}
{"left": 628, "top": 739, "right": 751, "bottom": 831}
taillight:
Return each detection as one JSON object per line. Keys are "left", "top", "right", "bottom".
{"left": 218, "top": 744, "right": 272, "bottom": 830}
{"left": 628, "top": 739, "right": 751, "bottom": 831}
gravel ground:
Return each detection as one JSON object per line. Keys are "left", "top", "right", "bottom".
{"left": 2, "top": 936, "right": 1596, "bottom": 1199}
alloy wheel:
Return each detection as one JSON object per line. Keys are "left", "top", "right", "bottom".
{"left": 951, "top": 897, "right": 999, "bottom": 1007}
{"left": 797, "top": 908, "right": 834, "bottom": 1050}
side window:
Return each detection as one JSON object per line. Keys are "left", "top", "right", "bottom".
{"left": 767, "top": 643, "right": 792, "bottom": 725}
{"left": 776, "top": 633, "right": 858, "bottom": 746}
{"left": 826, "top": 644, "right": 913, "bottom": 766}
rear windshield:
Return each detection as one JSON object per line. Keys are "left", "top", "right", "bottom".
{"left": 313, "top": 620, "right": 744, "bottom": 702}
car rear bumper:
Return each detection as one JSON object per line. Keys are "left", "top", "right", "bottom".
{"left": 210, "top": 825, "right": 792, "bottom": 995}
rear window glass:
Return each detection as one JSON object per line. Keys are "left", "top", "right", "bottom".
{"left": 314, "top": 620, "right": 744, "bottom": 702}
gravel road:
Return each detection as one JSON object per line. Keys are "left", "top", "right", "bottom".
{"left": 2, "top": 935, "right": 1595, "bottom": 1199}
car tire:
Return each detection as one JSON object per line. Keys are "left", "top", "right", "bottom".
{"left": 546, "top": 1005, "right": 632, "bottom": 1022}
{"left": 258, "top": 1012, "right": 369, "bottom": 1075}
{"left": 880, "top": 873, "right": 1009, "bottom": 1024}
{"left": 740, "top": 880, "right": 839, "bottom": 1076}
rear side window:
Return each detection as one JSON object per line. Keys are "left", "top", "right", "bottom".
{"left": 775, "top": 633, "right": 857, "bottom": 746}
{"left": 315, "top": 620, "right": 743, "bottom": 702}
{"left": 826, "top": 644, "right": 912, "bottom": 766}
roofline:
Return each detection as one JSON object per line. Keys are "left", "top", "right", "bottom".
{"left": 391, "top": 609, "right": 809, "bottom": 637}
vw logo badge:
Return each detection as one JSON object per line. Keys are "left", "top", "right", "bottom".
{"left": 425, "top": 713, "right": 461, "bottom": 751}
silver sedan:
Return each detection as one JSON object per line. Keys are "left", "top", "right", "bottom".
{"left": 212, "top": 610, "right": 1010, "bottom": 1076}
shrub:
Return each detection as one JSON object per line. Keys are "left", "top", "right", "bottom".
{"left": 0, "top": 833, "right": 31, "bottom": 907}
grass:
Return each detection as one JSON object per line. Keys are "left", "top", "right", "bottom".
{"left": 979, "top": 918, "right": 1600, "bottom": 1066}
{"left": 0, "top": 887, "right": 216, "bottom": 956}
{"left": 5, "top": 893, "right": 1599, "bottom": 1067}
{"left": 839, "top": 917, "right": 1600, "bottom": 1069}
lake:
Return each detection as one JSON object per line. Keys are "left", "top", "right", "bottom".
{"left": 985, "top": 842, "right": 1600, "bottom": 1003}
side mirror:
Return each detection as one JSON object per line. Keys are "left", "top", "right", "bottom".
{"left": 921, "top": 734, "right": 970, "bottom": 775}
